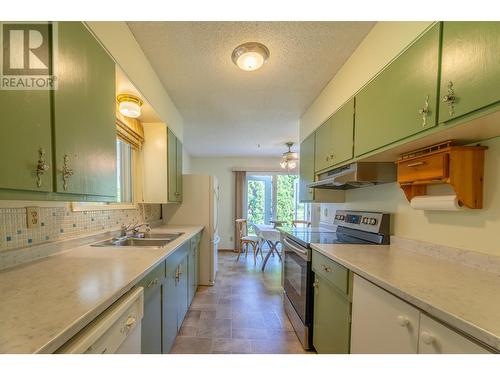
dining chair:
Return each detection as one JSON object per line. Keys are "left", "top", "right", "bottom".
{"left": 235, "top": 219, "right": 262, "bottom": 263}
{"left": 292, "top": 220, "right": 312, "bottom": 228}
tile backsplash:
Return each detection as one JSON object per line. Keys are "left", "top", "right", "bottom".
{"left": 0, "top": 204, "right": 162, "bottom": 252}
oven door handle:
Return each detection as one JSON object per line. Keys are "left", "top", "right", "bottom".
{"left": 283, "top": 237, "right": 309, "bottom": 260}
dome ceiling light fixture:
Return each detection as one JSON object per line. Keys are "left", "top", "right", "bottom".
{"left": 280, "top": 142, "right": 299, "bottom": 171}
{"left": 117, "top": 94, "right": 143, "bottom": 118}
{"left": 231, "top": 42, "right": 270, "bottom": 72}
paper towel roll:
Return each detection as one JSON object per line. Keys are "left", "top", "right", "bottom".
{"left": 410, "top": 195, "right": 464, "bottom": 211}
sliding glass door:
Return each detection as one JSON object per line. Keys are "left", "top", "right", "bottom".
{"left": 246, "top": 173, "right": 308, "bottom": 228}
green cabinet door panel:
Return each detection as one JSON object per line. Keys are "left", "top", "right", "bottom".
{"left": 299, "top": 132, "right": 315, "bottom": 202}
{"left": 314, "top": 118, "right": 333, "bottom": 172}
{"left": 188, "top": 238, "right": 198, "bottom": 304}
{"left": 53, "top": 22, "right": 116, "bottom": 196}
{"left": 167, "top": 128, "right": 177, "bottom": 202}
{"left": 163, "top": 264, "right": 178, "bottom": 353}
{"left": 331, "top": 98, "right": 355, "bottom": 166}
{"left": 313, "top": 274, "right": 351, "bottom": 354}
{"left": 355, "top": 23, "right": 441, "bottom": 157}
{"left": 141, "top": 282, "right": 163, "bottom": 354}
{"left": 0, "top": 90, "right": 52, "bottom": 192}
{"left": 439, "top": 22, "right": 500, "bottom": 123}
{"left": 176, "top": 138, "right": 183, "bottom": 202}
{"left": 177, "top": 255, "right": 189, "bottom": 328}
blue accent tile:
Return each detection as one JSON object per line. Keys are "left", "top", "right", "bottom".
{"left": 72, "top": 223, "right": 76, "bottom": 227}
{"left": 41, "top": 222, "right": 45, "bottom": 227}
{"left": 52, "top": 212, "right": 56, "bottom": 216}
{"left": 91, "top": 218, "right": 94, "bottom": 221}
{"left": 28, "top": 239, "right": 32, "bottom": 244}
{"left": 17, "top": 229, "right": 21, "bottom": 234}
{"left": 6, "top": 236, "right": 11, "bottom": 242}
{"left": 60, "top": 229, "right": 64, "bottom": 233}
{"left": 45, "top": 236, "right": 49, "bottom": 240}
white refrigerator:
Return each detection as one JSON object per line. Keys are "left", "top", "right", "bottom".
{"left": 162, "top": 175, "right": 220, "bottom": 285}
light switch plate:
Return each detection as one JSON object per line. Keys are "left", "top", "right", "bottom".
{"left": 26, "top": 206, "right": 40, "bottom": 229}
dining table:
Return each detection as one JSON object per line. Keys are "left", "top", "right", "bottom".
{"left": 253, "top": 223, "right": 282, "bottom": 271}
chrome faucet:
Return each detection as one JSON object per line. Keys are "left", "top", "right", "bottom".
{"left": 120, "top": 222, "right": 151, "bottom": 237}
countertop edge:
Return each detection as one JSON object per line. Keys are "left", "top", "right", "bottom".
{"left": 35, "top": 225, "right": 204, "bottom": 354}
{"left": 310, "top": 243, "right": 500, "bottom": 352}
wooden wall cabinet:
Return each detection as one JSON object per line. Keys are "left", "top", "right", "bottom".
{"left": 142, "top": 124, "right": 183, "bottom": 203}
{"left": 396, "top": 141, "right": 487, "bottom": 209}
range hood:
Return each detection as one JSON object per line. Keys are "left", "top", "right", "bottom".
{"left": 308, "top": 162, "right": 396, "bottom": 190}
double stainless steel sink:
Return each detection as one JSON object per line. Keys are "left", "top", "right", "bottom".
{"left": 92, "top": 232, "right": 184, "bottom": 248}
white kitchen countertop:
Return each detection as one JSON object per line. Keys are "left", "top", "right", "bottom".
{"left": 0, "top": 225, "right": 203, "bottom": 354}
{"left": 311, "top": 242, "right": 500, "bottom": 352}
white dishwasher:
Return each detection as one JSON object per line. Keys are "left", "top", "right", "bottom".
{"left": 56, "top": 287, "right": 144, "bottom": 354}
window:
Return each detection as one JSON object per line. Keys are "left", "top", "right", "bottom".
{"left": 116, "top": 138, "right": 133, "bottom": 203}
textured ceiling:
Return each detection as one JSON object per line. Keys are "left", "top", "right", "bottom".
{"left": 128, "top": 22, "right": 375, "bottom": 157}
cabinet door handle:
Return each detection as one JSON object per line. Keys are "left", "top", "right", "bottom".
{"left": 418, "top": 95, "right": 430, "bottom": 127}
{"left": 36, "top": 147, "right": 50, "bottom": 188}
{"left": 406, "top": 161, "right": 425, "bottom": 168}
{"left": 312, "top": 279, "right": 319, "bottom": 288}
{"left": 61, "top": 154, "right": 74, "bottom": 191}
{"left": 147, "top": 278, "right": 158, "bottom": 288}
{"left": 421, "top": 331, "right": 435, "bottom": 345}
{"left": 397, "top": 315, "right": 410, "bottom": 327}
{"left": 442, "top": 81, "right": 457, "bottom": 116}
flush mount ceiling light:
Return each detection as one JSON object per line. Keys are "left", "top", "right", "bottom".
{"left": 117, "top": 94, "right": 143, "bottom": 118}
{"left": 231, "top": 42, "right": 270, "bottom": 71}
{"left": 280, "top": 142, "right": 299, "bottom": 171}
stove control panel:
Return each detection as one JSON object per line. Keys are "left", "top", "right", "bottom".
{"left": 334, "top": 210, "right": 390, "bottom": 234}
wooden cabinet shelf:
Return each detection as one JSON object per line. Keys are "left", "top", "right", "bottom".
{"left": 396, "top": 141, "right": 487, "bottom": 208}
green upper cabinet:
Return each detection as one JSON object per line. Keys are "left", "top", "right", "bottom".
{"left": 314, "top": 117, "right": 333, "bottom": 173}
{"left": 299, "top": 132, "right": 315, "bottom": 202}
{"left": 0, "top": 90, "right": 52, "bottom": 192}
{"left": 315, "top": 98, "right": 355, "bottom": 172}
{"left": 355, "top": 23, "right": 441, "bottom": 157}
{"left": 53, "top": 22, "right": 116, "bottom": 196}
{"left": 439, "top": 22, "right": 500, "bottom": 123}
{"left": 167, "top": 128, "right": 183, "bottom": 203}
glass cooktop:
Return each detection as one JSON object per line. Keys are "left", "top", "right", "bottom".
{"left": 280, "top": 227, "right": 372, "bottom": 248}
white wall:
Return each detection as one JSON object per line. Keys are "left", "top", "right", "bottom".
{"left": 302, "top": 21, "right": 500, "bottom": 256}
{"left": 182, "top": 147, "right": 192, "bottom": 174}
{"left": 190, "top": 157, "right": 282, "bottom": 249}
{"left": 86, "top": 22, "right": 184, "bottom": 141}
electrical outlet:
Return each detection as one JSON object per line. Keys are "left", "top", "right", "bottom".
{"left": 26, "top": 207, "right": 40, "bottom": 229}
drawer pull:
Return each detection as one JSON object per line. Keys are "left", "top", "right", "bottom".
{"left": 322, "top": 264, "right": 332, "bottom": 273}
{"left": 421, "top": 331, "right": 435, "bottom": 345}
{"left": 406, "top": 161, "right": 425, "bottom": 168}
{"left": 125, "top": 316, "right": 136, "bottom": 328}
{"left": 397, "top": 315, "right": 410, "bottom": 327}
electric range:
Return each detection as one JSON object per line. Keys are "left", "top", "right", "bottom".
{"left": 279, "top": 210, "right": 391, "bottom": 350}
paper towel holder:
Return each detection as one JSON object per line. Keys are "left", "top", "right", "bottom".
{"left": 396, "top": 140, "right": 487, "bottom": 209}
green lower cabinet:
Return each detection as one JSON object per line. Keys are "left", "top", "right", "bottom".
{"left": 188, "top": 236, "right": 200, "bottom": 304}
{"left": 299, "top": 132, "right": 315, "bottom": 202}
{"left": 137, "top": 261, "right": 165, "bottom": 354}
{"left": 312, "top": 273, "right": 351, "bottom": 354}
{"left": 355, "top": 23, "right": 441, "bottom": 157}
{"left": 162, "top": 242, "right": 189, "bottom": 353}
{"left": 163, "top": 261, "right": 179, "bottom": 353}
{"left": 53, "top": 22, "right": 116, "bottom": 196}
{"left": 439, "top": 22, "right": 500, "bottom": 123}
